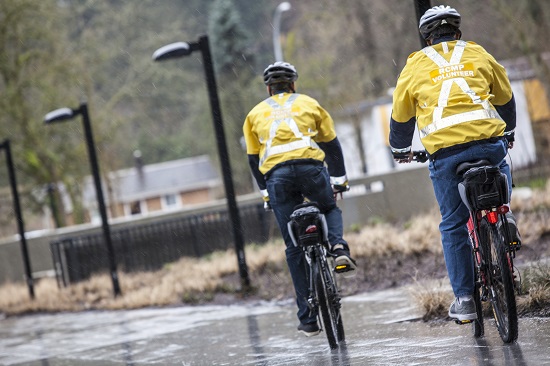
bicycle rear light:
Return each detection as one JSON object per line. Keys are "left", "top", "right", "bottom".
{"left": 305, "top": 225, "right": 318, "bottom": 233}
{"left": 486, "top": 211, "right": 499, "bottom": 224}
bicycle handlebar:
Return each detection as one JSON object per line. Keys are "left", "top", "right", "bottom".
{"left": 412, "top": 150, "right": 429, "bottom": 163}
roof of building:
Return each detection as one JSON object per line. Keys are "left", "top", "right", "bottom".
{"left": 83, "top": 155, "right": 221, "bottom": 204}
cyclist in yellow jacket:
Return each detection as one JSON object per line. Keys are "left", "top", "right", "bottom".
{"left": 389, "top": 5, "right": 521, "bottom": 322}
{"left": 243, "top": 61, "right": 356, "bottom": 337}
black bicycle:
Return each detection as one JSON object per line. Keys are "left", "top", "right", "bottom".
{"left": 288, "top": 202, "right": 345, "bottom": 349}
{"left": 413, "top": 150, "right": 520, "bottom": 343}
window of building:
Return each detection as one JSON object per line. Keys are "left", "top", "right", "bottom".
{"left": 130, "top": 201, "right": 141, "bottom": 215}
{"left": 163, "top": 193, "right": 181, "bottom": 210}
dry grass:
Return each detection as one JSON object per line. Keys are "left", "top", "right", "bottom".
{"left": 0, "top": 243, "right": 290, "bottom": 316}
{"left": 517, "top": 260, "right": 550, "bottom": 315}
{"left": 1, "top": 180, "right": 549, "bottom": 318}
{"left": 346, "top": 208, "right": 443, "bottom": 258}
{"left": 407, "top": 278, "right": 454, "bottom": 321}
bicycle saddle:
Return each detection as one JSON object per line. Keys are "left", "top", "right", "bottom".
{"left": 456, "top": 159, "right": 492, "bottom": 176}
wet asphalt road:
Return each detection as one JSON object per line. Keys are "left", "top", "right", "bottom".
{"left": 1, "top": 287, "right": 549, "bottom": 365}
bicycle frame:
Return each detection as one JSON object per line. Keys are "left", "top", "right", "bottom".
{"left": 467, "top": 205, "right": 516, "bottom": 294}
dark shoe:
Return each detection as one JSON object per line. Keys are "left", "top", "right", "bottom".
{"left": 331, "top": 244, "right": 357, "bottom": 274}
{"left": 505, "top": 212, "right": 521, "bottom": 248}
{"left": 297, "top": 322, "right": 321, "bottom": 337}
{"left": 448, "top": 298, "right": 477, "bottom": 322}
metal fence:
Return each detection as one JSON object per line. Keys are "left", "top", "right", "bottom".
{"left": 50, "top": 202, "right": 277, "bottom": 287}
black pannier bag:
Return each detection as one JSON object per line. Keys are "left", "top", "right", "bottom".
{"left": 462, "top": 166, "right": 509, "bottom": 211}
{"left": 287, "top": 203, "right": 328, "bottom": 247}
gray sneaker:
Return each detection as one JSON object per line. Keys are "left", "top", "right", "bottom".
{"left": 448, "top": 298, "right": 477, "bottom": 322}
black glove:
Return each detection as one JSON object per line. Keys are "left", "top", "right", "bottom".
{"left": 392, "top": 150, "right": 413, "bottom": 163}
{"left": 392, "top": 151, "right": 411, "bottom": 160}
{"left": 504, "top": 132, "right": 515, "bottom": 143}
{"left": 332, "top": 184, "right": 349, "bottom": 193}
{"left": 332, "top": 183, "right": 350, "bottom": 194}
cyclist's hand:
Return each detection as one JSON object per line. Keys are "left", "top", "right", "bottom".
{"left": 393, "top": 151, "right": 413, "bottom": 163}
{"left": 260, "top": 189, "right": 272, "bottom": 211}
{"left": 332, "top": 181, "right": 349, "bottom": 200}
{"left": 505, "top": 131, "right": 515, "bottom": 149}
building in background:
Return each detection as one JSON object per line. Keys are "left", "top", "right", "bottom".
{"left": 81, "top": 155, "right": 222, "bottom": 224}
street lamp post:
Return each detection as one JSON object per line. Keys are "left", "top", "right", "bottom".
{"left": 414, "top": 0, "right": 432, "bottom": 48}
{"left": 153, "top": 35, "right": 250, "bottom": 290}
{"left": 44, "top": 103, "right": 121, "bottom": 297}
{"left": 0, "top": 139, "right": 34, "bottom": 299}
{"left": 273, "top": 2, "right": 292, "bottom": 61}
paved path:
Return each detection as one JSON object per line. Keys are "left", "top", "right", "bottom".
{"left": 0, "top": 288, "right": 549, "bottom": 365}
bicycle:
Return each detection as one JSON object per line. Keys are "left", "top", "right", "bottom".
{"left": 287, "top": 201, "right": 345, "bottom": 350}
{"left": 413, "top": 150, "right": 520, "bottom": 343}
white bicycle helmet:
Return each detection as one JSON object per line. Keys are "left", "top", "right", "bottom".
{"left": 263, "top": 61, "right": 298, "bottom": 85}
{"left": 419, "top": 5, "right": 461, "bottom": 40}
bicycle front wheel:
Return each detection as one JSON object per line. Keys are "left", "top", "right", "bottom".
{"left": 313, "top": 252, "right": 345, "bottom": 349}
{"left": 484, "top": 221, "right": 518, "bottom": 343}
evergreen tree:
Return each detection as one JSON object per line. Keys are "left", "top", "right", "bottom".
{"left": 208, "top": 0, "right": 259, "bottom": 194}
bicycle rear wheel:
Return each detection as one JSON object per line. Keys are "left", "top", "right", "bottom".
{"left": 484, "top": 221, "right": 518, "bottom": 343}
{"left": 313, "top": 251, "right": 345, "bottom": 349}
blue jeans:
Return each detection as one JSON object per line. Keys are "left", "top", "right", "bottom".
{"left": 266, "top": 162, "right": 347, "bottom": 324}
{"left": 429, "top": 139, "right": 511, "bottom": 297}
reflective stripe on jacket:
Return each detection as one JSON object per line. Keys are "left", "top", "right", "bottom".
{"left": 243, "top": 92, "right": 337, "bottom": 175}
{"left": 391, "top": 40, "right": 512, "bottom": 155}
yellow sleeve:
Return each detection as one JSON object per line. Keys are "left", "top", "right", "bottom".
{"left": 391, "top": 58, "right": 417, "bottom": 123}
{"left": 315, "top": 103, "right": 337, "bottom": 143}
{"left": 243, "top": 114, "right": 260, "bottom": 155}
{"left": 488, "top": 53, "right": 513, "bottom": 106}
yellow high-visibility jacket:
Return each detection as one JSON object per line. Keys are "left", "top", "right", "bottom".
{"left": 391, "top": 40, "right": 513, "bottom": 155}
{"left": 243, "top": 92, "right": 337, "bottom": 175}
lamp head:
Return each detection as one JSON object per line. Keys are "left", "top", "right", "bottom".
{"left": 152, "top": 42, "right": 192, "bottom": 61}
{"left": 278, "top": 2, "right": 291, "bottom": 12}
{"left": 44, "top": 107, "right": 76, "bottom": 124}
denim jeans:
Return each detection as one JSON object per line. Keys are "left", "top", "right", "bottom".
{"left": 266, "top": 162, "right": 347, "bottom": 324}
{"left": 428, "top": 139, "right": 511, "bottom": 297}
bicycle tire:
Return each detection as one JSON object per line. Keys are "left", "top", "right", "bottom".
{"left": 313, "top": 249, "right": 344, "bottom": 349}
{"left": 484, "top": 220, "right": 518, "bottom": 343}
{"left": 327, "top": 257, "right": 345, "bottom": 342}
{"left": 472, "top": 281, "right": 484, "bottom": 338}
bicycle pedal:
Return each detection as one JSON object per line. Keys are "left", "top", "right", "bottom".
{"left": 455, "top": 319, "right": 474, "bottom": 325}
{"left": 335, "top": 264, "right": 357, "bottom": 278}
{"left": 334, "top": 264, "right": 351, "bottom": 273}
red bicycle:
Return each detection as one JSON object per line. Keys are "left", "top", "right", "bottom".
{"left": 413, "top": 151, "right": 520, "bottom": 343}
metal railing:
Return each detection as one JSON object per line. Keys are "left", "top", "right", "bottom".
{"left": 51, "top": 202, "right": 276, "bottom": 286}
